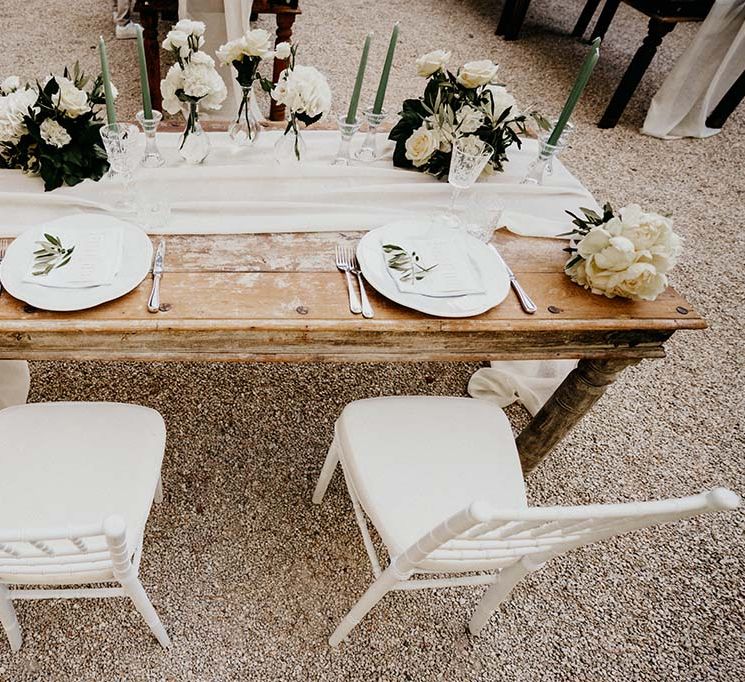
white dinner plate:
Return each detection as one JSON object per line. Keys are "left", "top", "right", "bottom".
{"left": 357, "top": 219, "right": 510, "bottom": 317}
{"left": 0, "top": 214, "right": 153, "bottom": 312}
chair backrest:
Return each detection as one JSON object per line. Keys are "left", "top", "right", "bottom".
{"left": 396, "top": 488, "right": 741, "bottom": 573}
{"left": 0, "top": 516, "right": 130, "bottom": 583}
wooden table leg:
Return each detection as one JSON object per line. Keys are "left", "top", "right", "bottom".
{"left": 497, "top": 0, "right": 517, "bottom": 36}
{"left": 140, "top": 4, "right": 163, "bottom": 113}
{"left": 503, "top": 0, "right": 532, "bottom": 41}
{"left": 270, "top": 13, "right": 297, "bottom": 122}
{"left": 572, "top": 0, "right": 603, "bottom": 39}
{"left": 598, "top": 18, "right": 675, "bottom": 129}
{"left": 705, "top": 66, "right": 745, "bottom": 130}
{"left": 590, "top": 0, "right": 621, "bottom": 42}
{"left": 516, "top": 357, "right": 641, "bottom": 474}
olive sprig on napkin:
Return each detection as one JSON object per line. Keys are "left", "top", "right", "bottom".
{"left": 383, "top": 244, "right": 438, "bottom": 283}
{"left": 32, "top": 233, "right": 75, "bottom": 276}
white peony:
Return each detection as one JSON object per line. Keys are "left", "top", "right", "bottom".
{"left": 405, "top": 125, "right": 439, "bottom": 167}
{"left": 481, "top": 84, "right": 516, "bottom": 121}
{"left": 605, "top": 261, "right": 668, "bottom": 301}
{"left": 0, "top": 87, "right": 37, "bottom": 144}
{"left": 415, "top": 50, "right": 450, "bottom": 77}
{"left": 457, "top": 60, "right": 499, "bottom": 88}
{"left": 39, "top": 118, "right": 71, "bottom": 148}
{"left": 1, "top": 76, "right": 20, "bottom": 95}
{"left": 53, "top": 76, "right": 90, "bottom": 118}
{"left": 275, "top": 42, "right": 292, "bottom": 60}
{"left": 456, "top": 104, "right": 484, "bottom": 134}
{"left": 272, "top": 65, "right": 331, "bottom": 118}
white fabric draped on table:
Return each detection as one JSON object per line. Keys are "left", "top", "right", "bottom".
{"left": 0, "top": 132, "right": 597, "bottom": 413}
{"left": 642, "top": 0, "right": 745, "bottom": 139}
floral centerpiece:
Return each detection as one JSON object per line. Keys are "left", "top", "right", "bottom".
{"left": 271, "top": 44, "right": 331, "bottom": 162}
{"left": 217, "top": 29, "right": 280, "bottom": 145}
{"left": 389, "top": 50, "right": 526, "bottom": 179}
{"left": 564, "top": 203, "right": 682, "bottom": 301}
{"left": 0, "top": 65, "right": 111, "bottom": 191}
{"left": 161, "top": 19, "right": 227, "bottom": 162}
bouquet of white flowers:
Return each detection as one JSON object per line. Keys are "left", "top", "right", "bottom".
{"left": 0, "top": 64, "right": 110, "bottom": 191}
{"left": 564, "top": 203, "right": 683, "bottom": 301}
{"left": 161, "top": 20, "right": 227, "bottom": 155}
{"left": 389, "top": 51, "right": 526, "bottom": 179}
{"left": 271, "top": 45, "right": 331, "bottom": 161}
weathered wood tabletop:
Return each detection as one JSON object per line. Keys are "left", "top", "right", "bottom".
{"left": 0, "top": 227, "right": 704, "bottom": 472}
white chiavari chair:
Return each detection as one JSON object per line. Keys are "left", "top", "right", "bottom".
{"left": 0, "top": 402, "right": 170, "bottom": 651}
{"left": 312, "top": 396, "right": 741, "bottom": 646}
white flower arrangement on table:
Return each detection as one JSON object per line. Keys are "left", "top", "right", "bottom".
{"left": 217, "top": 29, "right": 279, "bottom": 142}
{"left": 271, "top": 44, "right": 332, "bottom": 160}
{"left": 0, "top": 63, "right": 112, "bottom": 191}
{"left": 160, "top": 20, "right": 227, "bottom": 148}
{"left": 389, "top": 50, "right": 526, "bottom": 179}
{"left": 564, "top": 203, "right": 683, "bottom": 301}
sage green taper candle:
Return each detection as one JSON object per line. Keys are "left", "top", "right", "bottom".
{"left": 135, "top": 25, "right": 153, "bottom": 119}
{"left": 347, "top": 32, "right": 373, "bottom": 124}
{"left": 373, "top": 23, "right": 399, "bottom": 114}
{"left": 98, "top": 36, "right": 116, "bottom": 125}
{"left": 547, "top": 37, "right": 600, "bottom": 147}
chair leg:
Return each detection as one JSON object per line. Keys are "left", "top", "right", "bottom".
{"left": 0, "top": 585, "right": 22, "bottom": 652}
{"left": 590, "top": 0, "right": 621, "bottom": 42}
{"left": 468, "top": 557, "right": 540, "bottom": 635}
{"left": 599, "top": 18, "right": 676, "bottom": 128}
{"left": 154, "top": 475, "right": 164, "bottom": 504}
{"left": 496, "top": 0, "right": 517, "bottom": 36}
{"left": 706, "top": 67, "right": 745, "bottom": 130}
{"left": 312, "top": 439, "right": 340, "bottom": 505}
{"left": 572, "top": 0, "right": 603, "bottom": 39}
{"left": 503, "top": 0, "right": 532, "bottom": 41}
{"left": 329, "top": 565, "right": 403, "bottom": 647}
{"left": 120, "top": 577, "right": 171, "bottom": 648}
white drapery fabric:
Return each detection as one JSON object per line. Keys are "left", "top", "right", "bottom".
{"left": 0, "top": 132, "right": 591, "bottom": 413}
{"left": 0, "top": 361, "right": 30, "bottom": 410}
{"left": 642, "top": 0, "right": 745, "bottom": 139}
{"left": 178, "top": 0, "right": 259, "bottom": 119}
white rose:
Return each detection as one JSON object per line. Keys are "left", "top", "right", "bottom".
{"left": 39, "top": 118, "right": 71, "bottom": 148}
{"left": 216, "top": 37, "right": 246, "bottom": 66}
{"left": 54, "top": 76, "right": 89, "bottom": 118}
{"left": 416, "top": 50, "right": 450, "bottom": 78}
{"left": 1, "top": 76, "right": 20, "bottom": 95}
{"left": 274, "top": 42, "right": 292, "bottom": 60}
{"left": 243, "top": 28, "right": 273, "bottom": 58}
{"left": 272, "top": 65, "right": 331, "bottom": 118}
{"left": 606, "top": 261, "right": 668, "bottom": 301}
{"left": 405, "top": 125, "right": 438, "bottom": 167}
{"left": 457, "top": 60, "right": 499, "bottom": 88}
{"left": 456, "top": 104, "right": 484, "bottom": 134}
{"left": 0, "top": 87, "right": 37, "bottom": 144}
{"left": 481, "top": 84, "right": 516, "bottom": 121}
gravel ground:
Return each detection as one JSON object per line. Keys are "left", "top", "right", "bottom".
{"left": 1, "top": 0, "right": 744, "bottom": 680}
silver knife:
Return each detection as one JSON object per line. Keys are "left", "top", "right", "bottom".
{"left": 490, "top": 244, "right": 537, "bottom": 314}
{"left": 147, "top": 240, "right": 165, "bottom": 313}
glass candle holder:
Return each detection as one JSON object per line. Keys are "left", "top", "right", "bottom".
{"left": 356, "top": 106, "right": 387, "bottom": 163}
{"left": 135, "top": 109, "right": 165, "bottom": 168}
{"left": 332, "top": 114, "right": 362, "bottom": 166}
{"left": 100, "top": 123, "right": 140, "bottom": 211}
{"left": 522, "top": 122, "right": 574, "bottom": 186}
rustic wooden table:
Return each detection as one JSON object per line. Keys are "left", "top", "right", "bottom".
{"left": 0, "top": 228, "right": 705, "bottom": 474}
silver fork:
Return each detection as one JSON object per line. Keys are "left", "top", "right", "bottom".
{"left": 350, "top": 252, "right": 374, "bottom": 319}
{"left": 335, "top": 243, "right": 361, "bottom": 314}
{"left": 0, "top": 239, "right": 9, "bottom": 297}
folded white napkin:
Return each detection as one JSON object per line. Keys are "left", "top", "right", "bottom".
{"left": 500, "top": 209, "right": 573, "bottom": 239}
{"left": 383, "top": 236, "right": 484, "bottom": 297}
{"left": 23, "top": 226, "right": 123, "bottom": 288}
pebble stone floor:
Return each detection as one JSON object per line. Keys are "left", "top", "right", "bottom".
{"left": 1, "top": 0, "right": 744, "bottom": 680}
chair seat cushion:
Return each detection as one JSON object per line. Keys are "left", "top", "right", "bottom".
{"left": 0, "top": 402, "right": 165, "bottom": 584}
{"left": 336, "top": 396, "right": 527, "bottom": 557}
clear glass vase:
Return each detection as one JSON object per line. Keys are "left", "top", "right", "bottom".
{"left": 229, "top": 85, "right": 261, "bottom": 147}
{"left": 274, "top": 118, "right": 307, "bottom": 165}
{"left": 178, "top": 101, "right": 210, "bottom": 164}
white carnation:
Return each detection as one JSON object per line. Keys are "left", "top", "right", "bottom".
{"left": 243, "top": 28, "right": 273, "bottom": 58}
{"left": 272, "top": 65, "right": 331, "bottom": 119}
{"left": 0, "top": 87, "right": 37, "bottom": 144}
{"left": 216, "top": 37, "right": 247, "bottom": 65}
{"left": 416, "top": 50, "right": 450, "bottom": 78}
{"left": 163, "top": 21, "right": 205, "bottom": 59}
{"left": 174, "top": 19, "right": 205, "bottom": 37}
{"left": 457, "top": 60, "right": 499, "bottom": 88}
{"left": 1, "top": 76, "right": 20, "bottom": 95}
{"left": 274, "top": 42, "right": 292, "bottom": 60}
{"left": 39, "top": 118, "right": 71, "bottom": 148}
{"left": 161, "top": 53, "right": 226, "bottom": 114}
{"left": 160, "top": 63, "right": 184, "bottom": 115}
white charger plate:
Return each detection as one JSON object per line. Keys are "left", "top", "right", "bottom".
{"left": 0, "top": 214, "right": 153, "bottom": 312}
{"left": 357, "top": 220, "right": 510, "bottom": 318}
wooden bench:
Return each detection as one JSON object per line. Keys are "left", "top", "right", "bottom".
{"left": 134, "top": 0, "right": 301, "bottom": 121}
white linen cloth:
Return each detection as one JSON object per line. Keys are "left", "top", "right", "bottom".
{"left": 0, "top": 131, "right": 593, "bottom": 413}
{"left": 0, "top": 361, "right": 30, "bottom": 410}
{"left": 642, "top": 0, "right": 745, "bottom": 139}
{"left": 178, "top": 0, "right": 259, "bottom": 120}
